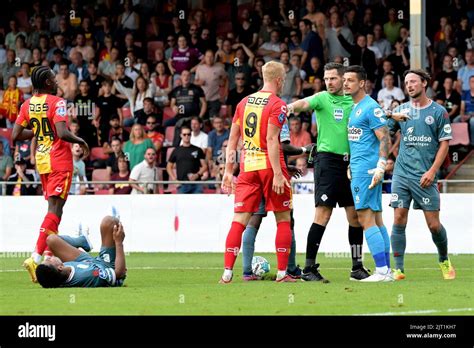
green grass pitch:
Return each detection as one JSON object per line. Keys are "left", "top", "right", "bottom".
{"left": 0, "top": 253, "right": 472, "bottom": 315}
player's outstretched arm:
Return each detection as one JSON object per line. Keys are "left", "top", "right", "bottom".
{"left": 281, "top": 143, "right": 313, "bottom": 156}
{"left": 55, "top": 121, "right": 90, "bottom": 157}
{"left": 113, "top": 222, "right": 126, "bottom": 280}
{"left": 287, "top": 98, "right": 310, "bottom": 114}
{"left": 12, "top": 123, "right": 34, "bottom": 142}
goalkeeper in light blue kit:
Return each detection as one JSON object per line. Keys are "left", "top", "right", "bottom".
{"left": 387, "top": 69, "right": 455, "bottom": 281}
{"left": 343, "top": 65, "right": 393, "bottom": 282}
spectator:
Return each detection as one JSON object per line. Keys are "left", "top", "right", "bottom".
{"left": 167, "top": 126, "right": 208, "bottom": 194}
{"left": 280, "top": 50, "right": 302, "bottom": 103}
{"left": 165, "top": 35, "right": 177, "bottom": 60}
{"left": 326, "top": 12, "right": 353, "bottom": 62}
{"left": 226, "top": 43, "right": 254, "bottom": 90}
{"left": 376, "top": 59, "right": 401, "bottom": 89}
{"left": 337, "top": 33, "right": 377, "bottom": 81}
{"left": 226, "top": 72, "right": 254, "bottom": 118}
{"left": 130, "top": 147, "right": 158, "bottom": 194}
{"left": 0, "top": 141, "right": 13, "bottom": 194}
{"left": 1, "top": 49, "right": 20, "bottom": 89}
{"left": 130, "top": 97, "right": 161, "bottom": 127}
{"left": 151, "top": 61, "right": 172, "bottom": 108}
{"left": 457, "top": 48, "right": 474, "bottom": 93}
{"left": 372, "top": 24, "right": 392, "bottom": 60}
{"left": 131, "top": 76, "right": 154, "bottom": 114}
{"left": 289, "top": 115, "right": 312, "bottom": 162}
{"left": 302, "top": 57, "right": 323, "bottom": 97}
{"left": 69, "top": 144, "right": 88, "bottom": 195}
{"left": 123, "top": 124, "right": 154, "bottom": 170}
{"left": 49, "top": 3, "right": 62, "bottom": 34}
{"left": 14, "top": 138, "right": 34, "bottom": 168}
{"left": 108, "top": 114, "right": 130, "bottom": 145}
{"left": 366, "top": 32, "right": 383, "bottom": 65}
{"left": 195, "top": 49, "right": 228, "bottom": 118}
{"left": 98, "top": 47, "right": 120, "bottom": 80}
{"left": 28, "top": 14, "right": 49, "bottom": 49}
{"left": 382, "top": 156, "right": 395, "bottom": 194}
{"left": 56, "top": 60, "right": 78, "bottom": 101}
{"left": 383, "top": 8, "right": 403, "bottom": 45}
{"left": 6, "top": 158, "right": 36, "bottom": 196}
{"left": 17, "top": 62, "right": 33, "bottom": 99}
{"left": 106, "top": 137, "right": 124, "bottom": 176}
{"left": 292, "top": 157, "right": 314, "bottom": 194}
{"left": 257, "top": 29, "right": 281, "bottom": 63}
{"left": 168, "top": 35, "right": 202, "bottom": 81}
{"left": 30, "top": 48, "right": 43, "bottom": 69}
{"left": 434, "top": 24, "right": 455, "bottom": 64}
{"left": 433, "top": 54, "right": 458, "bottom": 92}
{"left": 448, "top": 46, "right": 465, "bottom": 72}
{"left": 216, "top": 38, "right": 236, "bottom": 65}
{"left": 455, "top": 75, "right": 474, "bottom": 146}
{"left": 112, "top": 61, "right": 134, "bottom": 103}
{"left": 145, "top": 115, "right": 164, "bottom": 155}
{"left": 69, "top": 32, "right": 95, "bottom": 63}
{"left": 69, "top": 51, "right": 89, "bottom": 83}
{"left": 14, "top": 35, "right": 31, "bottom": 64}
{"left": 250, "top": 57, "right": 265, "bottom": 90}
{"left": 139, "top": 62, "right": 152, "bottom": 83}
{"left": 5, "top": 20, "right": 27, "bottom": 50}
{"left": 197, "top": 28, "right": 214, "bottom": 54}
{"left": 297, "top": 19, "right": 324, "bottom": 71}
{"left": 183, "top": 116, "right": 208, "bottom": 152}
{"left": 69, "top": 119, "right": 80, "bottom": 137}
{"left": 46, "top": 33, "right": 71, "bottom": 61}
{"left": 377, "top": 72, "right": 405, "bottom": 110}
{"left": 436, "top": 77, "right": 461, "bottom": 122}
{"left": 207, "top": 116, "right": 229, "bottom": 165}
{"left": 124, "top": 49, "right": 140, "bottom": 81}
{"left": 73, "top": 79, "right": 98, "bottom": 147}
{"left": 236, "top": 8, "right": 258, "bottom": 49}
{"left": 118, "top": 2, "right": 141, "bottom": 36}
{"left": 98, "top": 34, "right": 113, "bottom": 62}
{"left": 0, "top": 76, "right": 24, "bottom": 128}
{"left": 84, "top": 60, "right": 105, "bottom": 99}
{"left": 365, "top": 79, "right": 377, "bottom": 101}
{"left": 109, "top": 154, "right": 132, "bottom": 195}
{"left": 96, "top": 80, "right": 123, "bottom": 146}
{"left": 387, "top": 38, "right": 410, "bottom": 79}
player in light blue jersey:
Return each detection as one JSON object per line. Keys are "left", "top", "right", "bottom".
{"left": 35, "top": 215, "right": 127, "bottom": 288}
{"left": 387, "top": 69, "right": 455, "bottom": 281}
{"left": 241, "top": 119, "right": 313, "bottom": 280}
{"left": 343, "top": 65, "right": 393, "bottom": 282}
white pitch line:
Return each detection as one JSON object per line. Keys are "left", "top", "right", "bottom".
{"left": 1, "top": 266, "right": 472, "bottom": 273}
{"left": 356, "top": 308, "right": 474, "bottom": 316}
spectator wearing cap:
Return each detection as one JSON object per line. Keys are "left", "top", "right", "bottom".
{"left": 130, "top": 147, "right": 158, "bottom": 194}
{"left": 194, "top": 49, "right": 228, "bottom": 119}
{"left": 109, "top": 154, "right": 132, "bottom": 195}
{"left": 69, "top": 32, "right": 95, "bottom": 63}
{"left": 56, "top": 60, "right": 78, "bottom": 101}
{"left": 6, "top": 158, "right": 36, "bottom": 196}
{"left": 167, "top": 126, "right": 208, "bottom": 194}
{"left": 69, "top": 51, "right": 89, "bottom": 83}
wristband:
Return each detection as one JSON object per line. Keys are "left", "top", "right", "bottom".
{"left": 301, "top": 147, "right": 307, "bottom": 154}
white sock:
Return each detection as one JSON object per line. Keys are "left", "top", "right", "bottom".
{"left": 376, "top": 266, "right": 389, "bottom": 275}
{"left": 276, "top": 270, "right": 286, "bottom": 279}
{"left": 223, "top": 269, "right": 233, "bottom": 281}
{"left": 31, "top": 252, "right": 42, "bottom": 265}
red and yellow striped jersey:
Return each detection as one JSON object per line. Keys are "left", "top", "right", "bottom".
{"left": 232, "top": 90, "right": 287, "bottom": 172}
{"left": 16, "top": 94, "right": 73, "bottom": 174}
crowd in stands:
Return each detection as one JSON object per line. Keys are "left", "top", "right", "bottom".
{"left": 0, "top": 0, "right": 473, "bottom": 196}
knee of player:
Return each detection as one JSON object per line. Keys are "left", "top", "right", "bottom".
{"left": 427, "top": 221, "right": 442, "bottom": 234}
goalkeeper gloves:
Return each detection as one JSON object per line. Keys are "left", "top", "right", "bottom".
{"left": 367, "top": 157, "right": 386, "bottom": 189}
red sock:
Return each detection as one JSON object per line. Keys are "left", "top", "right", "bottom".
{"left": 276, "top": 221, "right": 291, "bottom": 271}
{"left": 224, "top": 221, "right": 246, "bottom": 269}
{"left": 34, "top": 213, "right": 60, "bottom": 255}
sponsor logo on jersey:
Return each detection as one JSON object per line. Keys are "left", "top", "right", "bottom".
{"left": 321, "top": 194, "right": 328, "bottom": 201}
{"left": 355, "top": 195, "right": 360, "bottom": 204}
{"left": 425, "top": 115, "right": 434, "bottom": 125}
{"left": 403, "top": 126, "right": 432, "bottom": 146}
{"left": 354, "top": 186, "right": 360, "bottom": 193}
{"left": 356, "top": 109, "right": 362, "bottom": 116}
{"left": 422, "top": 197, "right": 431, "bottom": 204}
{"left": 98, "top": 269, "right": 109, "bottom": 280}
{"left": 390, "top": 193, "right": 399, "bottom": 202}
{"left": 443, "top": 124, "right": 452, "bottom": 134}
{"left": 348, "top": 126, "right": 363, "bottom": 141}
{"left": 55, "top": 186, "right": 63, "bottom": 193}
{"left": 333, "top": 108, "right": 344, "bottom": 122}
{"left": 374, "top": 108, "right": 383, "bottom": 118}
{"left": 283, "top": 200, "right": 292, "bottom": 207}
{"left": 191, "top": 151, "right": 198, "bottom": 158}
{"left": 243, "top": 140, "right": 263, "bottom": 152}
{"left": 247, "top": 96, "right": 269, "bottom": 106}
{"left": 234, "top": 202, "right": 244, "bottom": 208}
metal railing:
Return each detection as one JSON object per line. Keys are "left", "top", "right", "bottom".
{"left": 1, "top": 179, "right": 473, "bottom": 195}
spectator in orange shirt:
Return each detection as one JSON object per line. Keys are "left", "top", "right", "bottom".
{"left": 0, "top": 76, "right": 24, "bottom": 128}
{"left": 289, "top": 115, "right": 311, "bottom": 162}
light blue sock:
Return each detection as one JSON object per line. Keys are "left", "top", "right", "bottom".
{"left": 242, "top": 226, "right": 258, "bottom": 275}
{"left": 287, "top": 229, "right": 296, "bottom": 272}
{"left": 364, "top": 226, "right": 387, "bottom": 268}
{"left": 59, "top": 235, "right": 89, "bottom": 251}
{"left": 379, "top": 225, "right": 391, "bottom": 268}
{"left": 391, "top": 224, "right": 406, "bottom": 272}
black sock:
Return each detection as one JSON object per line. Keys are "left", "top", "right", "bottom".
{"left": 305, "top": 223, "right": 326, "bottom": 268}
{"left": 349, "top": 226, "right": 364, "bottom": 270}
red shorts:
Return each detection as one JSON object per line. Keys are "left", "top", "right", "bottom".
{"left": 234, "top": 168, "right": 292, "bottom": 213}
{"left": 40, "top": 171, "right": 72, "bottom": 201}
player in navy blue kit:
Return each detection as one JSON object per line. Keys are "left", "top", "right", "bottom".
{"left": 35, "top": 215, "right": 127, "bottom": 288}
{"left": 387, "top": 69, "right": 455, "bottom": 281}
{"left": 343, "top": 65, "right": 393, "bottom": 282}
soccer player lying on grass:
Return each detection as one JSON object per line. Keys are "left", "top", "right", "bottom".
{"left": 35, "top": 216, "right": 127, "bottom": 288}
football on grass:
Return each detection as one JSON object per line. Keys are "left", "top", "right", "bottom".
{"left": 251, "top": 256, "right": 270, "bottom": 276}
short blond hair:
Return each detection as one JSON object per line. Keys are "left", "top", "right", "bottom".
{"left": 262, "top": 61, "right": 285, "bottom": 83}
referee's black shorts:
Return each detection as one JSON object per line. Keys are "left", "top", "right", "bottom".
{"left": 313, "top": 152, "right": 354, "bottom": 208}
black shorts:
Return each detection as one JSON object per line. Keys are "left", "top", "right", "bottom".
{"left": 313, "top": 152, "right": 354, "bottom": 208}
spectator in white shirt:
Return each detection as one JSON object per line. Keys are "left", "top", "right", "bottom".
{"left": 377, "top": 72, "right": 405, "bottom": 110}
{"left": 129, "top": 147, "right": 157, "bottom": 194}
{"left": 292, "top": 158, "right": 314, "bottom": 194}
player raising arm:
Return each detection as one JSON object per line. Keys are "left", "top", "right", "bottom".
{"left": 387, "top": 69, "right": 455, "bottom": 280}
{"left": 220, "top": 61, "right": 295, "bottom": 283}
{"left": 343, "top": 65, "right": 393, "bottom": 282}
{"left": 12, "top": 66, "right": 89, "bottom": 282}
